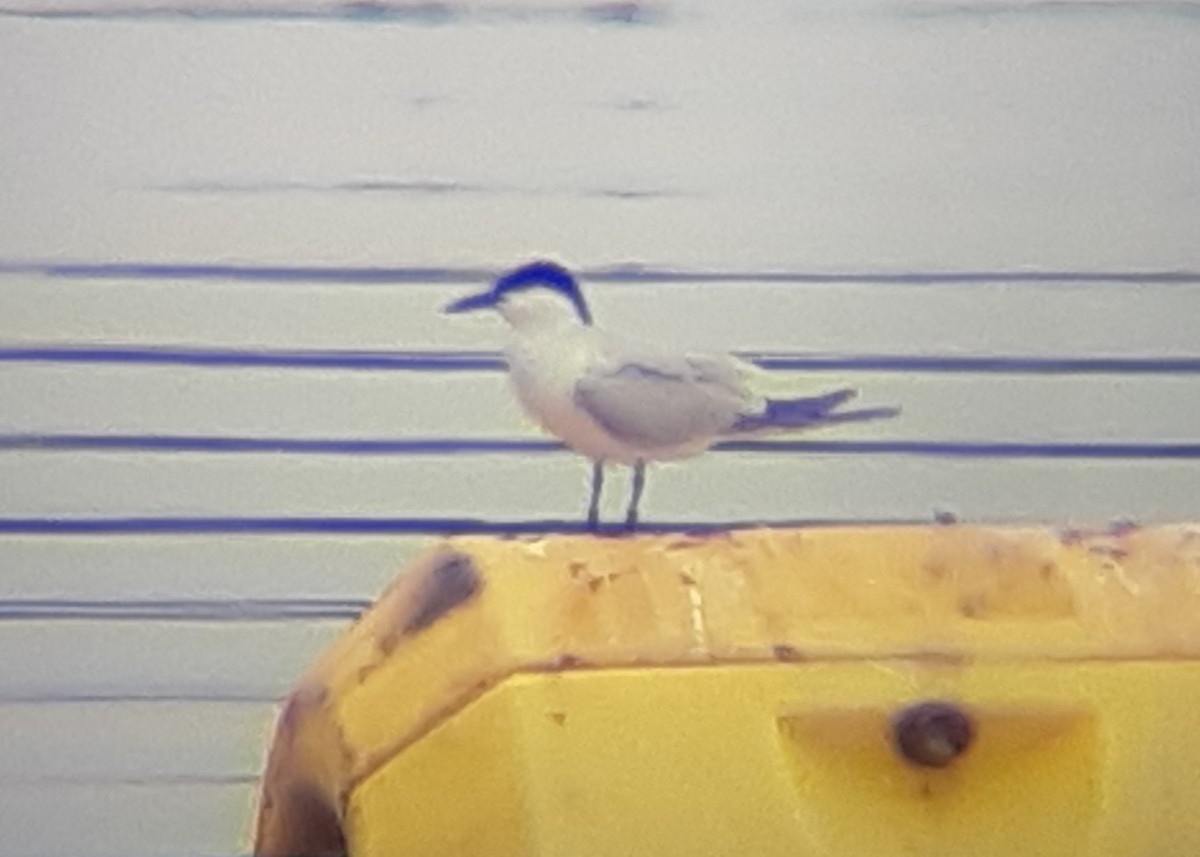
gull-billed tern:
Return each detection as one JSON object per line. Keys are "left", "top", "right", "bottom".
{"left": 445, "top": 260, "right": 899, "bottom": 531}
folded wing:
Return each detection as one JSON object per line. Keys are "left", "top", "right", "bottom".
{"left": 572, "top": 350, "right": 752, "bottom": 453}
{"left": 573, "top": 343, "right": 899, "bottom": 453}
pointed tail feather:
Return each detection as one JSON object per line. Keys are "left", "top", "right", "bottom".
{"left": 730, "top": 388, "right": 899, "bottom": 433}
{"left": 814, "top": 405, "right": 902, "bottom": 426}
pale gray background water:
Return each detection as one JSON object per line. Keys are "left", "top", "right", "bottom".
{"left": 1, "top": 1, "right": 1199, "bottom": 853}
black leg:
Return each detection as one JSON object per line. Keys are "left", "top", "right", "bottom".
{"left": 625, "top": 460, "right": 647, "bottom": 532}
{"left": 586, "top": 461, "right": 604, "bottom": 531}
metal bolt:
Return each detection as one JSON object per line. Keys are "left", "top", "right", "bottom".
{"left": 891, "top": 701, "right": 974, "bottom": 768}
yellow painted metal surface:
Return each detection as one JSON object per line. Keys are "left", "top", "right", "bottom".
{"left": 253, "top": 524, "right": 1200, "bottom": 857}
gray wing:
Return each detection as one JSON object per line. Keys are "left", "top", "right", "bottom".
{"left": 572, "top": 349, "right": 753, "bottom": 449}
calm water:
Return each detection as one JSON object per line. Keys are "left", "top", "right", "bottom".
{"left": 1, "top": 1, "right": 1199, "bottom": 854}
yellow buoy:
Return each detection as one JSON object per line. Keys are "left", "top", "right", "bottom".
{"left": 253, "top": 524, "right": 1200, "bottom": 857}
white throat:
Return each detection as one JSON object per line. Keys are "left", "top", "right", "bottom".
{"left": 497, "top": 289, "right": 587, "bottom": 333}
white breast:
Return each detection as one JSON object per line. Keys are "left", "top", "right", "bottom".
{"left": 505, "top": 329, "right": 641, "bottom": 464}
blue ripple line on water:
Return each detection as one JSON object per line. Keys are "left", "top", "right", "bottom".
{"left": 3, "top": 0, "right": 1196, "bottom": 24}
{"left": 0, "top": 1, "right": 667, "bottom": 26}
{"left": 0, "top": 345, "right": 505, "bottom": 371}
{"left": 3, "top": 345, "right": 1200, "bottom": 374}
{"left": 154, "top": 177, "right": 493, "bottom": 196}
{"left": 0, "top": 690, "right": 282, "bottom": 704}
{"left": 0, "top": 772, "right": 262, "bottom": 787}
{"left": 0, "top": 597, "right": 370, "bottom": 621}
{"left": 1, "top": 260, "right": 1198, "bottom": 285}
{"left": 150, "top": 178, "right": 688, "bottom": 200}
{"left": 0, "top": 434, "right": 558, "bottom": 454}
{"left": 0, "top": 2, "right": 457, "bottom": 23}
{"left": 0, "top": 260, "right": 495, "bottom": 283}
{"left": 0, "top": 516, "right": 929, "bottom": 536}
{"left": 2, "top": 434, "right": 1200, "bottom": 458}
{"left": 894, "top": 0, "right": 1200, "bottom": 22}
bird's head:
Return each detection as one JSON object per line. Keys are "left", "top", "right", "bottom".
{"left": 444, "top": 260, "right": 593, "bottom": 330}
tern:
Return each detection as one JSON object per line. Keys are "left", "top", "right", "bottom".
{"left": 445, "top": 260, "right": 898, "bottom": 531}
